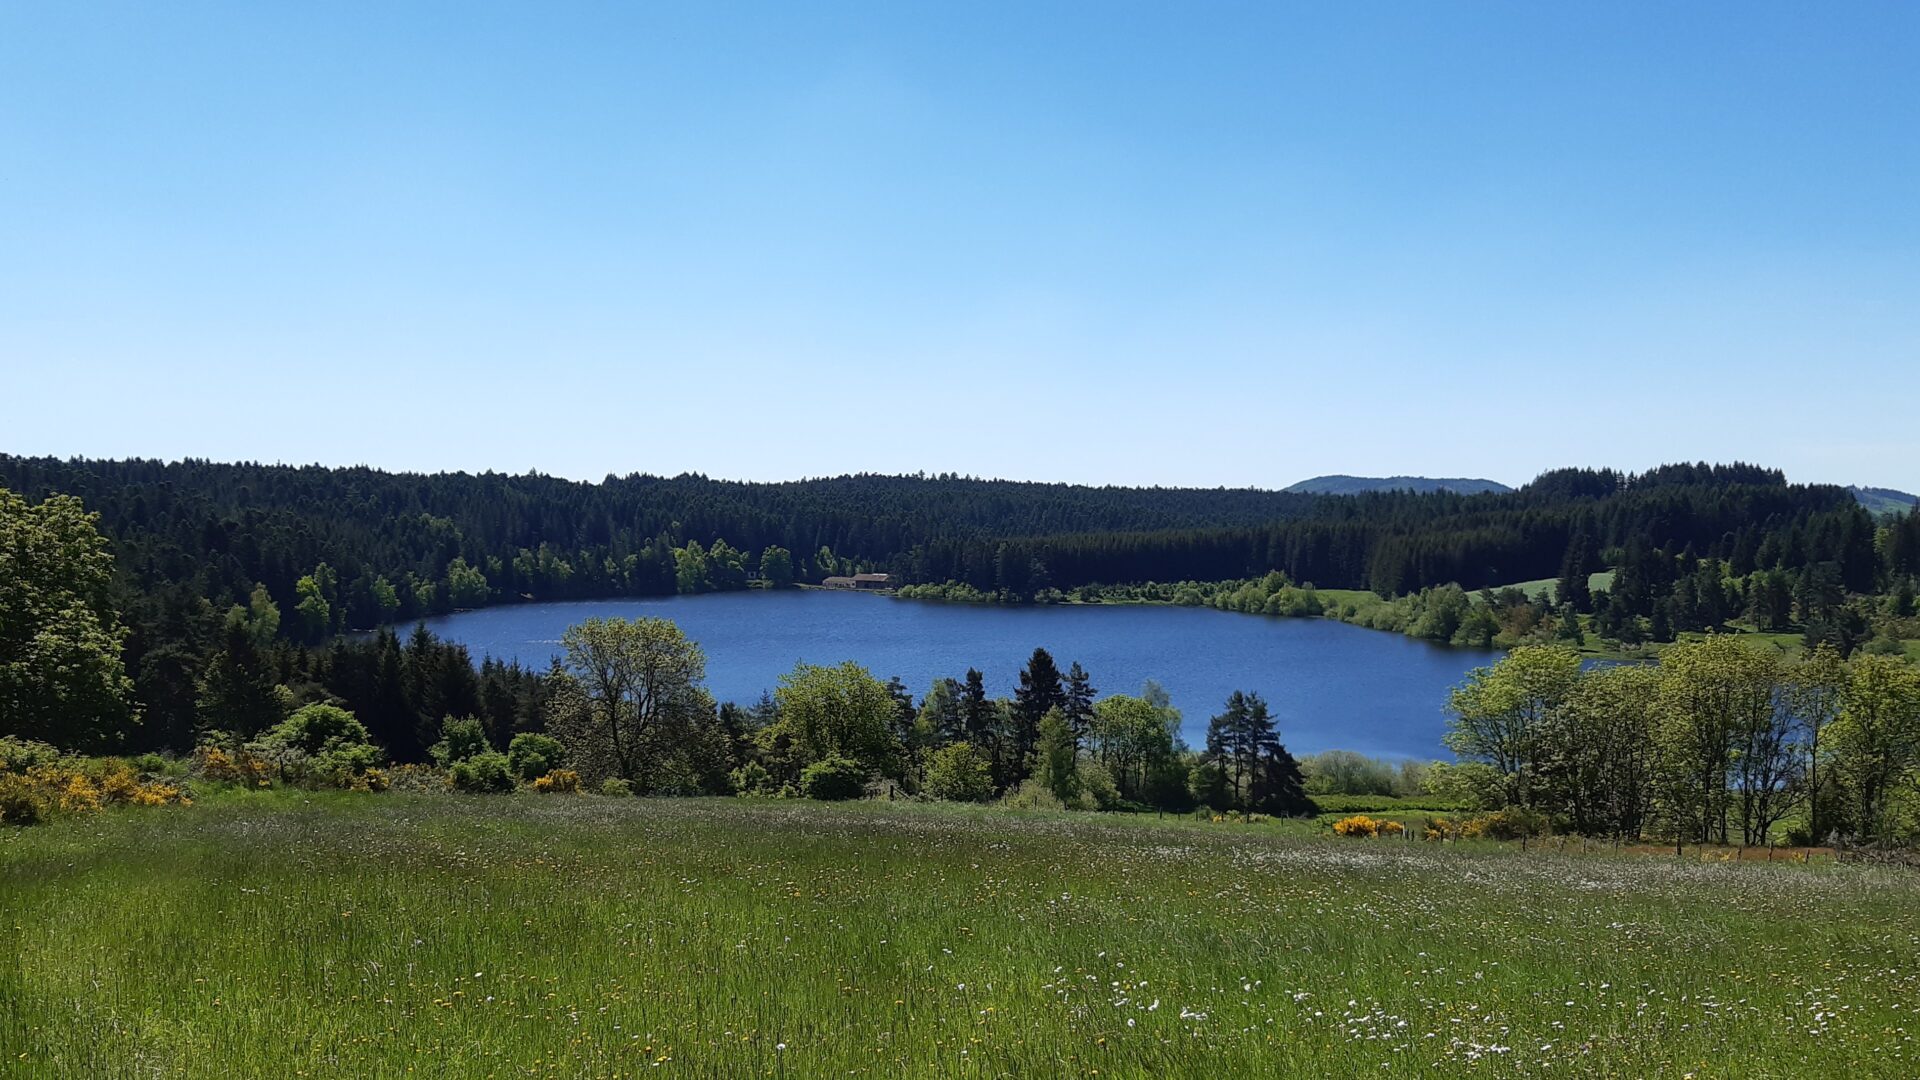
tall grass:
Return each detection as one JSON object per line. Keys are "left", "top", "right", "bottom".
{"left": 3, "top": 793, "right": 1917, "bottom": 1077}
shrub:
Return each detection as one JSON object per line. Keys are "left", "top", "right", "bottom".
{"left": 346, "top": 767, "right": 390, "bottom": 793}
{"left": 449, "top": 751, "right": 515, "bottom": 794}
{"left": 1333, "top": 814, "right": 1382, "bottom": 838}
{"left": 251, "top": 704, "right": 385, "bottom": 788}
{"left": 266, "top": 704, "right": 374, "bottom": 757}
{"left": 532, "top": 769, "right": 581, "bottom": 793}
{"left": 999, "top": 778, "right": 1065, "bottom": 812}
{"left": 431, "top": 716, "right": 491, "bottom": 766}
{"left": 0, "top": 774, "right": 51, "bottom": 825}
{"left": 507, "top": 733, "right": 566, "bottom": 780}
{"left": 1, "top": 737, "right": 62, "bottom": 774}
{"left": 194, "top": 744, "right": 275, "bottom": 787}
{"left": 729, "top": 760, "right": 775, "bottom": 796}
{"left": 1077, "top": 761, "right": 1121, "bottom": 811}
{"left": 798, "top": 754, "right": 867, "bottom": 801}
{"left": 924, "top": 744, "right": 994, "bottom": 803}
{"left": 1474, "top": 807, "right": 1549, "bottom": 841}
{"left": 599, "top": 778, "right": 635, "bottom": 798}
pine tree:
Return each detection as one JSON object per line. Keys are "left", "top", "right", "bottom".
{"left": 1012, "top": 648, "right": 1065, "bottom": 769}
{"left": 1063, "top": 662, "right": 1097, "bottom": 751}
{"left": 1556, "top": 535, "right": 1593, "bottom": 613}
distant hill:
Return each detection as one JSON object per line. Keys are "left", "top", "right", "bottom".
{"left": 1850, "top": 485, "right": 1919, "bottom": 516}
{"left": 1284, "top": 474, "right": 1514, "bottom": 497}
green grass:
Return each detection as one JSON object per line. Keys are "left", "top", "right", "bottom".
{"left": 1497, "top": 571, "right": 1617, "bottom": 603}
{"left": 5, "top": 793, "right": 1920, "bottom": 1078}
{"left": 1305, "top": 793, "right": 1471, "bottom": 816}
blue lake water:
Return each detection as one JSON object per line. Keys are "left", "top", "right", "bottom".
{"left": 418, "top": 590, "right": 1501, "bottom": 760}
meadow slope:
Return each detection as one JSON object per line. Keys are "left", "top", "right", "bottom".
{"left": 3, "top": 794, "right": 1917, "bottom": 1078}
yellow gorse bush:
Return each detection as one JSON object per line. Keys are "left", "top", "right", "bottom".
{"left": 1, "top": 759, "right": 191, "bottom": 824}
{"left": 533, "top": 769, "right": 581, "bottom": 793}
{"left": 1332, "top": 815, "right": 1406, "bottom": 838}
{"left": 1333, "top": 814, "right": 1381, "bottom": 838}
{"left": 195, "top": 745, "right": 275, "bottom": 787}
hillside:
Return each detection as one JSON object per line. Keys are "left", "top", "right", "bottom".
{"left": 1850, "top": 485, "right": 1919, "bottom": 516}
{"left": 8, "top": 793, "right": 1917, "bottom": 1078}
{"left": 1283, "top": 474, "right": 1513, "bottom": 496}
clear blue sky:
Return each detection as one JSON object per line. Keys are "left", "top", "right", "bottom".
{"left": 4, "top": 3, "right": 1917, "bottom": 491}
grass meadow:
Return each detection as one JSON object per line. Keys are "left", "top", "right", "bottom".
{"left": 4, "top": 793, "right": 1919, "bottom": 1078}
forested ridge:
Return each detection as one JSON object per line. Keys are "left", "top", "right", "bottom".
{"left": 6, "top": 454, "right": 1920, "bottom": 759}
{"left": 0, "top": 456, "right": 1894, "bottom": 619}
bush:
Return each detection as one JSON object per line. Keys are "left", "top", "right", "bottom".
{"left": 1077, "top": 761, "right": 1121, "bottom": 811}
{"left": 1474, "top": 807, "right": 1550, "bottom": 841}
{"left": 924, "top": 744, "right": 994, "bottom": 803}
{"left": 194, "top": 744, "right": 275, "bottom": 787}
{"left": 729, "top": 760, "right": 775, "bottom": 796}
{"left": 431, "top": 716, "right": 491, "bottom": 766}
{"left": 449, "top": 751, "right": 515, "bottom": 793}
{"left": 507, "top": 733, "right": 566, "bottom": 780}
{"left": 251, "top": 704, "right": 385, "bottom": 789}
{"left": 1, "top": 737, "right": 62, "bottom": 774}
{"left": 0, "top": 774, "right": 51, "bottom": 825}
{"left": 798, "top": 754, "right": 867, "bottom": 801}
{"left": 265, "top": 704, "right": 373, "bottom": 757}
{"left": 999, "top": 778, "right": 1065, "bottom": 812}
{"left": 1330, "top": 815, "right": 1405, "bottom": 837}
{"left": 532, "top": 769, "right": 581, "bottom": 793}
{"left": 599, "top": 778, "right": 634, "bottom": 798}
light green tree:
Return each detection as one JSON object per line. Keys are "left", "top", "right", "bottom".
{"left": 226, "top": 583, "right": 281, "bottom": 645}
{"left": 1831, "top": 653, "right": 1920, "bottom": 841}
{"left": 770, "top": 661, "right": 900, "bottom": 776}
{"left": 445, "top": 557, "right": 490, "bottom": 609}
{"left": 1653, "top": 636, "right": 1776, "bottom": 844}
{"left": 1789, "top": 643, "right": 1848, "bottom": 842}
{"left": 1444, "top": 644, "right": 1581, "bottom": 808}
{"left": 674, "top": 542, "right": 710, "bottom": 594}
{"left": 924, "top": 742, "right": 994, "bottom": 802}
{"left": 758, "top": 545, "right": 795, "bottom": 588}
{"left": 0, "top": 487, "right": 135, "bottom": 750}
{"left": 294, "top": 563, "right": 338, "bottom": 640}
{"left": 1088, "top": 693, "right": 1175, "bottom": 801}
{"left": 559, "top": 617, "right": 711, "bottom": 782}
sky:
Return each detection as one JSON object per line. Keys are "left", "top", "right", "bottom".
{"left": 3, "top": 3, "right": 1917, "bottom": 492}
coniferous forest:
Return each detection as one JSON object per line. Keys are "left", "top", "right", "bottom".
{"left": 5, "top": 454, "right": 1919, "bottom": 765}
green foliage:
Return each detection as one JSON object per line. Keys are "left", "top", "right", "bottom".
{"left": 598, "top": 777, "right": 634, "bottom": 797}
{"left": 9, "top": 794, "right": 1920, "bottom": 1074}
{"left": 431, "top": 716, "right": 491, "bottom": 766}
{"left": 249, "top": 703, "right": 384, "bottom": 786}
{"left": 558, "top": 616, "right": 711, "bottom": 783}
{"left": 758, "top": 545, "right": 795, "bottom": 587}
{"left": 728, "top": 760, "right": 775, "bottom": 796}
{"left": 0, "top": 486, "right": 135, "bottom": 751}
{"left": 449, "top": 751, "right": 515, "bottom": 793}
{"left": 798, "top": 754, "right": 867, "bottom": 801}
{"left": 924, "top": 743, "right": 994, "bottom": 803}
{"left": 445, "top": 557, "right": 491, "bottom": 609}
{"left": 998, "top": 777, "right": 1065, "bottom": 811}
{"left": 1444, "top": 644, "right": 1582, "bottom": 809}
{"left": 506, "top": 732, "right": 565, "bottom": 780}
{"left": 770, "top": 661, "right": 901, "bottom": 777}
{"left": 0, "top": 735, "right": 63, "bottom": 774}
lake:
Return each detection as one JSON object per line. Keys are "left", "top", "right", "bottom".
{"left": 418, "top": 590, "right": 1501, "bottom": 759}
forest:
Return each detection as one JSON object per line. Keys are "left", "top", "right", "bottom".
{"left": 4, "top": 456, "right": 1920, "bottom": 765}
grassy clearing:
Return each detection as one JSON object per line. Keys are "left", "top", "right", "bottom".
{"left": 1496, "top": 572, "right": 1617, "bottom": 603}
{"left": 4, "top": 794, "right": 1919, "bottom": 1078}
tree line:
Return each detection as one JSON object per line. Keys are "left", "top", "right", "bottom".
{"left": 1443, "top": 640, "right": 1920, "bottom": 845}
